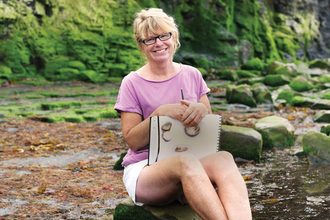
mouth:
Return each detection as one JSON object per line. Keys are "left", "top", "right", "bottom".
{"left": 154, "top": 48, "right": 167, "bottom": 53}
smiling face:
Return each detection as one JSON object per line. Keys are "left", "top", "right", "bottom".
{"left": 140, "top": 30, "right": 175, "bottom": 64}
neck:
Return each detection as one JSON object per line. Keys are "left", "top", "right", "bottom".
{"left": 148, "top": 60, "right": 175, "bottom": 78}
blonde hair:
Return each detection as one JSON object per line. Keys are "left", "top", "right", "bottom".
{"left": 133, "top": 8, "right": 180, "bottom": 53}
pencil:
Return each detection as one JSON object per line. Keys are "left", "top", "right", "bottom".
{"left": 181, "top": 88, "right": 184, "bottom": 100}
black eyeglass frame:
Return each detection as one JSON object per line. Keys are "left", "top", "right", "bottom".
{"left": 140, "top": 32, "right": 172, "bottom": 45}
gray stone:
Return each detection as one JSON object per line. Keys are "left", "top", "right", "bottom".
{"left": 254, "top": 116, "right": 295, "bottom": 148}
{"left": 220, "top": 125, "right": 262, "bottom": 162}
{"left": 226, "top": 84, "right": 257, "bottom": 107}
{"left": 250, "top": 83, "right": 273, "bottom": 104}
{"left": 313, "top": 110, "right": 330, "bottom": 123}
{"left": 289, "top": 76, "right": 314, "bottom": 92}
{"left": 275, "top": 63, "right": 297, "bottom": 77}
{"left": 113, "top": 198, "right": 201, "bottom": 220}
{"left": 303, "top": 130, "right": 330, "bottom": 165}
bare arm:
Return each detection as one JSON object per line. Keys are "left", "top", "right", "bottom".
{"left": 121, "top": 104, "right": 188, "bottom": 151}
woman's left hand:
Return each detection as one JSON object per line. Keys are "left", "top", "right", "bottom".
{"left": 180, "top": 100, "right": 209, "bottom": 127}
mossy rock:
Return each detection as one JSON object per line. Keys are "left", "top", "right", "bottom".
{"left": 267, "top": 61, "right": 285, "bottom": 75}
{"left": 220, "top": 125, "right": 262, "bottom": 162}
{"left": 303, "top": 130, "right": 330, "bottom": 165}
{"left": 226, "top": 84, "right": 257, "bottom": 107}
{"left": 68, "top": 61, "right": 86, "bottom": 71}
{"left": 241, "top": 57, "right": 264, "bottom": 72}
{"left": 114, "top": 152, "right": 127, "bottom": 170}
{"left": 320, "top": 124, "right": 330, "bottom": 135}
{"left": 0, "top": 65, "right": 13, "bottom": 79}
{"left": 237, "top": 77, "right": 264, "bottom": 85}
{"left": 309, "top": 59, "right": 330, "bottom": 69}
{"left": 217, "top": 69, "right": 238, "bottom": 81}
{"left": 313, "top": 110, "right": 330, "bottom": 123}
{"left": 250, "top": 83, "right": 273, "bottom": 104}
{"left": 235, "top": 70, "right": 258, "bottom": 78}
{"left": 98, "top": 108, "right": 120, "bottom": 119}
{"left": 253, "top": 116, "right": 295, "bottom": 148}
{"left": 289, "top": 76, "right": 313, "bottom": 92}
{"left": 263, "top": 74, "right": 290, "bottom": 87}
{"left": 274, "top": 63, "right": 297, "bottom": 77}
{"left": 276, "top": 90, "right": 299, "bottom": 104}
{"left": 63, "top": 116, "right": 83, "bottom": 123}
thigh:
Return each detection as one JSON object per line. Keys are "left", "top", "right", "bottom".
{"left": 135, "top": 154, "right": 191, "bottom": 206}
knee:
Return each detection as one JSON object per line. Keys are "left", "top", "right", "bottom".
{"left": 217, "top": 151, "right": 235, "bottom": 163}
{"left": 174, "top": 153, "right": 203, "bottom": 175}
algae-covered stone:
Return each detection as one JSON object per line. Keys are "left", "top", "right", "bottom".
{"left": 241, "top": 57, "right": 264, "bottom": 72}
{"left": 237, "top": 77, "right": 264, "bottom": 85}
{"left": 290, "top": 96, "right": 330, "bottom": 109}
{"left": 267, "top": 61, "right": 285, "bottom": 75}
{"left": 250, "top": 83, "right": 273, "bottom": 104}
{"left": 225, "top": 84, "right": 257, "bottom": 107}
{"left": 276, "top": 90, "right": 300, "bottom": 105}
{"left": 309, "top": 59, "right": 330, "bottom": 69}
{"left": 313, "top": 110, "right": 330, "bottom": 123}
{"left": 216, "top": 69, "right": 238, "bottom": 81}
{"left": 220, "top": 125, "right": 262, "bottom": 162}
{"left": 113, "top": 198, "right": 202, "bottom": 220}
{"left": 0, "top": 65, "right": 13, "bottom": 79}
{"left": 289, "top": 76, "right": 313, "bottom": 92}
{"left": 303, "top": 130, "right": 330, "bottom": 165}
{"left": 68, "top": 61, "right": 86, "bottom": 71}
{"left": 114, "top": 152, "right": 127, "bottom": 170}
{"left": 320, "top": 124, "right": 330, "bottom": 135}
{"left": 264, "top": 74, "right": 290, "bottom": 87}
{"left": 235, "top": 70, "right": 258, "bottom": 78}
{"left": 98, "top": 108, "right": 120, "bottom": 119}
{"left": 275, "top": 63, "right": 297, "bottom": 77}
{"left": 254, "top": 116, "right": 295, "bottom": 148}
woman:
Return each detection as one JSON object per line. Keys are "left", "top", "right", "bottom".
{"left": 114, "top": 8, "right": 252, "bottom": 220}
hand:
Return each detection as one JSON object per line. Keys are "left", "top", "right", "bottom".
{"left": 180, "top": 100, "right": 209, "bottom": 127}
{"left": 157, "top": 103, "right": 188, "bottom": 121}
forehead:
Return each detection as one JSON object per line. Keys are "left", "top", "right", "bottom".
{"left": 144, "top": 29, "right": 167, "bottom": 38}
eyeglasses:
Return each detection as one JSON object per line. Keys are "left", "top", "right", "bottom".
{"left": 140, "top": 32, "right": 172, "bottom": 45}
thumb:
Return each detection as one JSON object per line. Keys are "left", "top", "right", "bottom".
{"left": 180, "top": 100, "right": 190, "bottom": 106}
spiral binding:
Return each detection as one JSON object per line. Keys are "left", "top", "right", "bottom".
{"left": 217, "top": 115, "right": 222, "bottom": 152}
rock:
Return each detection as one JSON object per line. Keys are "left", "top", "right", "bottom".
{"left": 220, "top": 125, "right": 262, "bottom": 162}
{"left": 250, "top": 83, "right": 273, "bottom": 104}
{"left": 274, "top": 63, "right": 297, "bottom": 77}
{"left": 290, "top": 96, "right": 330, "bottom": 109}
{"left": 241, "top": 57, "right": 264, "bottom": 72}
{"left": 303, "top": 130, "right": 330, "bottom": 165}
{"left": 114, "top": 152, "right": 127, "bottom": 170}
{"left": 276, "top": 90, "right": 302, "bottom": 105}
{"left": 309, "top": 58, "right": 330, "bottom": 69}
{"left": 270, "top": 84, "right": 292, "bottom": 101}
{"left": 215, "top": 69, "right": 238, "bottom": 81}
{"left": 289, "top": 76, "right": 313, "bottom": 92}
{"left": 263, "top": 74, "right": 290, "bottom": 87}
{"left": 113, "top": 198, "right": 202, "bottom": 220}
{"left": 267, "top": 61, "right": 285, "bottom": 75}
{"left": 313, "top": 110, "right": 330, "bottom": 123}
{"left": 226, "top": 84, "right": 257, "bottom": 107}
{"left": 239, "top": 40, "right": 253, "bottom": 64}
{"left": 237, "top": 77, "right": 264, "bottom": 85}
{"left": 320, "top": 124, "right": 330, "bottom": 135}
{"left": 235, "top": 70, "right": 258, "bottom": 78}
{"left": 254, "top": 116, "right": 295, "bottom": 148}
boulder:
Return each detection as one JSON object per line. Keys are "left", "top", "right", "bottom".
{"left": 220, "top": 125, "right": 262, "bottom": 162}
{"left": 303, "top": 130, "right": 330, "bottom": 165}
{"left": 113, "top": 198, "right": 202, "bottom": 220}
{"left": 226, "top": 84, "right": 257, "bottom": 107}
{"left": 237, "top": 77, "right": 264, "bottom": 85}
{"left": 274, "top": 63, "right": 297, "bottom": 77}
{"left": 250, "top": 83, "right": 273, "bottom": 104}
{"left": 320, "top": 124, "right": 330, "bottom": 135}
{"left": 241, "top": 57, "right": 264, "bottom": 72}
{"left": 309, "top": 58, "right": 330, "bottom": 70}
{"left": 267, "top": 60, "right": 285, "bottom": 75}
{"left": 215, "top": 69, "right": 238, "bottom": 81}
{"left": 254, "top": 116, "right": 295, "bottom": 148}
{"left": 290, "top": 97, "right": 330, "bottom": 109}
{"left": 235, "top": 70, "right": 258, "bottom": 78}
{"left": 289, "top": 76, "right": 313, "bottom": 92}
{"left": 270, "top": 84, "right": 292, "bottom": 101}
{"left": 264, "top": 74, "right": 290, "bottom": 87}
{"left": 276, "top": 90, "right": 301, "bottom": 105}
{"left": 313, "top": 110, "right": 330, "bottom": 123}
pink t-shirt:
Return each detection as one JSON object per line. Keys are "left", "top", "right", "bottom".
{"left": 114, "top": 64, "right": 210, "bottom": 166}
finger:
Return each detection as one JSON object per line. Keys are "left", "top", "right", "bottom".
{"left": 180, "top": 100, "right": 191, "bottom": 106}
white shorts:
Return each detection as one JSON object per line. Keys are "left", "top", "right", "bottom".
{"left": 123, "top": 159, "right": 148, "bottom": 206}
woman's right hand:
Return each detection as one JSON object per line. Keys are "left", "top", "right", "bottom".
{"left": 156, "top": 103, "right": 188, "bottom": 121}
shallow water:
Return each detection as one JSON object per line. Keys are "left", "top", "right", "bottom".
{"left": 240, "top": 146, "right": 330, "bottom": 219}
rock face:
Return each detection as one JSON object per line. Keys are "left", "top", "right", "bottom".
{"left": 253, "top": 116, "right": 295, "bottom": 148}
{"left": 220, "top": 125, "right": 262, "bottom": 162}
{"left": 303, "top": 130, "right": 330, "bottom": 165}
{"left": 113, "top": 198, "right": 202, "bottom": 220}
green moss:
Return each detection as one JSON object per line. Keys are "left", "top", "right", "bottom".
{"left": 98, "top": 108, "right": 120, "bottom": 119}
{"left": 235, "top": 70, "right": 258, "bottom": 78}
{"left": 114, "top": 152, "right": 127, "bottom": 170}
{"left": 241, "top": 58, "right": 264, "bottom": 71}
{"left": 276, "top": 90, "right": 296, "bottom": 104}
{"left": 113, "top": 203, "right": 158, "bottom": 220}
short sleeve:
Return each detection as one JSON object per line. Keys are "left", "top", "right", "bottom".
{"left": 114, "top": 74, "right": 142, "bottom": 115}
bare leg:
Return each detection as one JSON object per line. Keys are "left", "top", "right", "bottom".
{"left": 135, "top": 153, "right": 228, "bottom": 220}
{"left": 200, "top": 151, "right": 252, "bottom": 220}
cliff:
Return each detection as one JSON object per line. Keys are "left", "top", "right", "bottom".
{"left": 0, "top": 0, "right": 329, "bottom": 82}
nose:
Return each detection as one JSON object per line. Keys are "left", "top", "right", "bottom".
{"left": 155, "top": 37, "right": 163, "bottom": 45}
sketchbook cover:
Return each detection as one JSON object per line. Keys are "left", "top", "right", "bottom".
{"left": 148, "top": 114, "right": 221, "bottom": 165}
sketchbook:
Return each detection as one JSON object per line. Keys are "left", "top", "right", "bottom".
{"left": 148, "top": 114, "right": 222, "bottom": 165}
